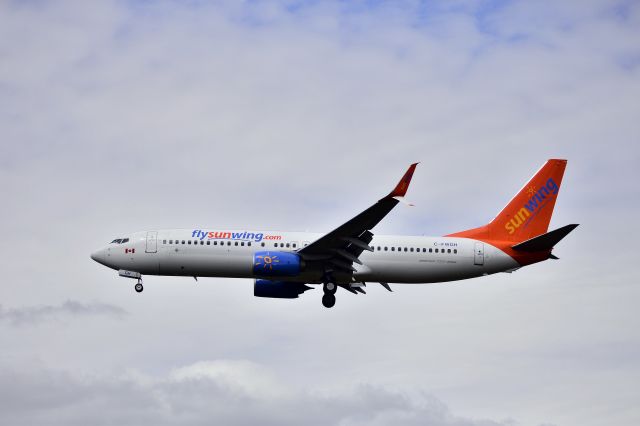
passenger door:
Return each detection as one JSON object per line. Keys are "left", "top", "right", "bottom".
{"left": 145, "top": 231, "right": 158, "bottom": 253}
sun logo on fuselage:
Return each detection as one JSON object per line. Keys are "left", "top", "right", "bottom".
{"left": 255, "top": 254, "right": 280, "bottom": 271}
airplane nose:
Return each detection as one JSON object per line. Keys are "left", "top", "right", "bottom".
{"left": 91, "top": 249, "right": 106, "bottom": 265}
{"left": 91, "top": 247, "right": 117, "bottom": 270}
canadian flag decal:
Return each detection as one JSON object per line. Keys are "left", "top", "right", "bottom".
{"left": 125, "top": 248, "right": 135, "bottom": 254}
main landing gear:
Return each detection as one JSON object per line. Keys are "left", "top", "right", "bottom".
{"left": 134, "top": 278, "right": 143, "bottom": 293}
{"left": 322, "top": 282, "right": 337, "bottom": 308}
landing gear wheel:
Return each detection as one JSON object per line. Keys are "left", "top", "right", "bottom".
{"left": 322, "top": 294, "right": 336, "bottom": 308}
{"left": 323, "top": 282, "right": 337, "bottom": 295}
{"left": 134, "top": 282, "right": 143, "bottom": 293}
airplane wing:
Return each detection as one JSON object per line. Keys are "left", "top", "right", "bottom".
{"left": 298, "top": 163, "right": 418, "bottom": 279}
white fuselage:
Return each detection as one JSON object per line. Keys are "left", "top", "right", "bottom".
{"left": 91, "top": 229, "right": 520, "bottom": 285}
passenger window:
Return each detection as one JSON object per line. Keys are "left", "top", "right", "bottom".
{"left": 435, "top": 248, "right": 438, "bottom": 253}
{"left": 429, "top": 248, "right": 432, "bottom": 253}
{"left": 404, "top": 247, "right": 407, "bottom": 252}
{"left": 261, "top": 242, "right": 265, "bottom": 247}
{"left": 391, "top": 247, "right": 395, "bottom": 251}
{"left": 410, "top": 248, "right": 414, "bottom": 252}
{"left": 227, "top": 241, "right": 231, "bottom": 246}
{"left": 200, "top": 241, "right": 204, "bottom": 245}
{"left": 241, "top": 242, "right": 245, "bottom": 246}
{"left": 213, "top": 241, "right": 217, "bottom": 245}
{"left": 234, "top": 242, "right": 238, "bottom": 246}
{"left": 447, "top": 249, "right": 451, "bottom": 253}
{"left": 292, "top": 243, "right": 296, "bottom": 248}
{"left": 384, "top": 247, "right": 388, "bottom": 251}
{"left": 274, "top": 243, "right": 278, "bottom": 247}
{"left": 422, "top": 248, "right": 426, "bottom": 252}
{"left": 286, "top": 243, "right": 290, "bottom": 248}
{"left": 248, "top": 242, "right": 251, "bottom": 247}
{"left": 454, "top": 249, "right": 457, "bottom": 254}
{"left": 188, "top": 241, "right": 191, "bottom": 245}
{"left": 206, "top": 241, "right": 210, "bottom": 245}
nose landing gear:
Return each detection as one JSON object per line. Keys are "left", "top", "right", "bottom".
{"left": 118, "top": 270, "right": 143, "bottom": 293}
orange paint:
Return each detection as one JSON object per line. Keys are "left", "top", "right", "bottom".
{"left": 388, "top": 163, "right": 419, "bottom": 198}
{"left": 447, "top": 159, "right": 568, "bottom": 266}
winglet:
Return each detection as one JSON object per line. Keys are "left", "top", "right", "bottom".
{"left": 388, "top": 163, "right": 419, "bottom": 198}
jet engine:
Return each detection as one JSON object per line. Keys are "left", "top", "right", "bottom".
{"left": 253, "top": 279, "right": 313, "bottom": 299}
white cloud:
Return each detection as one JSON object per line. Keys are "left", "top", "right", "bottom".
{"left": 0, "top": 360, "right": 516, "bottom": 426}
{"left": 169, "top": 360, "right": 287, "bottom": 400}
{"left": 0, "top": 300, "right": 127, "bottom": 326}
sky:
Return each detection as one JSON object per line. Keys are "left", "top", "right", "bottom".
{"left": 1, "top": 0, "right": 639, "bottom": 425}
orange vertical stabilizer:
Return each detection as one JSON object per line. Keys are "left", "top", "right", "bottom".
{"left": 447, "top": 159, "right": 568, "bottom": 244}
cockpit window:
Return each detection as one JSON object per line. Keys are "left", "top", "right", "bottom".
{"left": 109, "top": 238, "right": 129, "bottom": 244}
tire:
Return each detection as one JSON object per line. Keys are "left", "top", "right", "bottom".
{"left": 134, "top": 283, "right": 143, "bottom": 293}
{"left": 322, "top": 294, "right": 336, "bottom": 308}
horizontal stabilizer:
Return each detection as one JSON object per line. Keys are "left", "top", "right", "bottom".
{"left": 511, "top": 224, "right": 579, "bottom": 252}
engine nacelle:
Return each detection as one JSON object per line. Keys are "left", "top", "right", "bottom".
{"left": 253, "top": 279, "right": 313, "bottom": 299}
{"left": 252, "top": 251, "right": 303, "bottom": 277}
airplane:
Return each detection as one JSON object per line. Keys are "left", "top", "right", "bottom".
{"left": 91, "top": 159, "right": 578, "bottom": 308}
